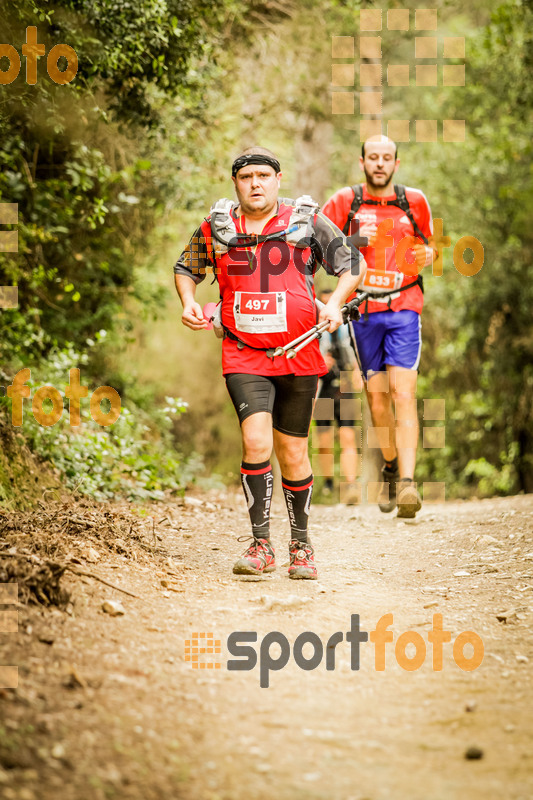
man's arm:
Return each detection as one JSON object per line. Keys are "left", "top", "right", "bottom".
{"left": 174, "top": 225, "right": 212, "bottom": 330}
{"left": 312, "top": 211, "right": 367, "bottom": 331}
{"left": 174, "top": 274, "right": 207, "bottom": 330}
{"left": 319, "top": 270, "right": 364, "bottom": 331}
{"left": 407, "top": 189, "right": 437, "bottom": 271}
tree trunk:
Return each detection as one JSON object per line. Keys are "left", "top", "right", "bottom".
{"left": 292, "top": 119, "right": 333, "bottom": 205}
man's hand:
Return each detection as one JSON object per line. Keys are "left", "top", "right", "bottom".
{"left": 319, "top": 301, "right": 344, "bottom": 333}
{"left": 411, "top": 243, "right": 435, "bottom": 269}
{"left": 182, "top": 302, "right": 208, "bottom": 330}
{"left": 323, "top": 351, "right": 336, "bottom": 371}
{"left": 358, "top": 222, "right": 378, "bottom": 247}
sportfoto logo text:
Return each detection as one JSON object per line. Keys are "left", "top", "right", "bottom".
{"left": 186, "top": 613, "right": 484, "bottom": 688}
{"left": 5, "top": 368, "right": 121, "bottom": 427}
{"left": 0, "top": 26, "right": 78, "bottom": 86}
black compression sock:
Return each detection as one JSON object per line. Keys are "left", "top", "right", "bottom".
{"left": 241, "top": 460, "right": 273, "bottom": 539}
{"left": 282, "top": 474, "right": 313, "bottom": 543}
{"left": 384, "top": 456, "right": 398, "bottom": 472}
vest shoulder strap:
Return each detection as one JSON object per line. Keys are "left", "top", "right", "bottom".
{"left": 393, "top": 184, "right": 429, "bottom": 244}
{"left": 342, "top": 184, "right": 364, "bottom": 235}
{"left": 343, "top": 183, "right": 429, "bottom": 245}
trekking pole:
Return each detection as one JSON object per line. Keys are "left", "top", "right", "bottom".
{"left": 284, "top": 292, "right": 370, "bottom": 360}
{"left": 285, "top": 320, "right": 329, "bottom": 358}
{"left": 285, "top": 321, "right": 331, "bottom": 359}
{"left": 272, "top": 319, "right": 330, "bottom": 358}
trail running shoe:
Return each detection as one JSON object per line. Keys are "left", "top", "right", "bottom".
{"left": 396, "top": 478, "right": 422, "bottom": 519}
{"left": 233, "top": 538, "right": 276, "bottom": 575}
{"left": 341, "top": 483, "right": 362, "bottom": 506}
{"left": 321, "top": 479, "right": 333, "bottom": 499}
{"left": 378, "top": 463, "right": 400, "bottom": 513}
{"left": 288, "top": 540, "right": 317, "bottom": 580}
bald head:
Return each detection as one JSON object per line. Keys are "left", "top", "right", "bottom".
{"left": 361, "top": 135, "right": 397, "bottom": 160}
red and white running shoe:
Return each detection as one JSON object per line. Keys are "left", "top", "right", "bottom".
{"left": 288, "top": 540, "right": 317, "bottom": 580}
{"left": 233, "top": 538, "right": 276, "bottom": 575}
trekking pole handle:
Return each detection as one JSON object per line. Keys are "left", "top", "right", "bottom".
{"left": 341, "top": 292, "right": 369, "bottom": 323}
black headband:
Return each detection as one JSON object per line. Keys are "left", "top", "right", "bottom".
{"left": 231, "top": 154, "right": 281, "bottom": 177}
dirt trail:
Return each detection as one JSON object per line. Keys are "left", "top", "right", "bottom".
{"left": 1, "top": 493, "right": 533, "bottom": 800}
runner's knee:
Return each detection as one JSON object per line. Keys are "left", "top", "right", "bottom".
{"left": 242, "top": 431, "right": 272, "bottom": 462}
{"left": 276, "top": 439, "right": 309, "bottom": 474}
{"left": 367, "top": 391, "right": 390, "bottom": 416}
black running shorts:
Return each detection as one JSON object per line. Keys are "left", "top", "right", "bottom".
{"left": 225, "top": 373, "right": 319, "bottom": 438}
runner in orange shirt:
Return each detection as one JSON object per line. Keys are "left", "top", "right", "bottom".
{"left": 322, "top": 135, "right": 437, "bottom": 518}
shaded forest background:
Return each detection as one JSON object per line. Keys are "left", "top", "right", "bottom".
{"left": 0, "top": 0, "right": 532, "bottom": 505}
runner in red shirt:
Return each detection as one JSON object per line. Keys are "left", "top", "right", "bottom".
{"left": 322, "top": 135, "right": 437, "bottom": 519}
{"left": 174, "top": 146, "right": 366, "bottom": 579}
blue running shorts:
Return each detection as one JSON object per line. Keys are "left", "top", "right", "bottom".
{"left": 349, "top": 309, "right": 422, "bottom": 380}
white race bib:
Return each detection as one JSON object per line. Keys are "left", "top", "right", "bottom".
{"left": 233, "top": 291, "right": 287, "bottom": 334}
{"left": 362, "top": 268, "right": 404, "bottom": 300}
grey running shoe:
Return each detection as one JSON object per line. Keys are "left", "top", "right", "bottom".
{"left": 378, "top": 463, "right": 400, "bottom": 513}
{"left": 341, "top": 483, "right": 361, "bottom": 506}
{"left": 396, "top": 478, "right": 422, "bottom": 519}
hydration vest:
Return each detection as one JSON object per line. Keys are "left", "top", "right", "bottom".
{"left": 206, "top": 195, "right": 320, "bottom": 357}
{"left": 209, "top": 195, "right": 319, "bottom": 259}
{"left": 343, "top": 183, "right": 425, "bottom": 307}
{"left": 342, "top": 184, "right": 429, "bottom": 244}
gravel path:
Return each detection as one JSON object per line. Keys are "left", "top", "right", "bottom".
{"left": 1, "top": 493, "right": 532, "bottom": 799}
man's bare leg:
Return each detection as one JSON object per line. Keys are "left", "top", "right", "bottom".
{"left": 273, "top": 429, "right": 311, "bottom": 481}
{"left": 365, "top": 371, "right": 398, "bottom": 511}
{"left": 339, "top": 425, "right": 358, "bottom": 483}
{"left": 241, "top": 412, "right": 273, "bottom": 463}
{"left": 365, "top": 371, "right": 396, "bottom": 460}
{"left": 316, "top": 426, "right": 335, "bottom": 494}
{"left": 365, "top": 367, "right": 421, "bottom": 515}
{"left": 388, "top": 366, "right": 421, "bottom": 517}
{"left": 388, "top": 366, "right": 418, "bottom": 479}
{"left": 339, "top": 425, "right": 360, "bottom": 504}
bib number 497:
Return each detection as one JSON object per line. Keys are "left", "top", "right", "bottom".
{"left": 244, "top": 298, "right": 271, "bottom": 312}
{"left": 233, "top": 291, "right": 287, "bottom": 334}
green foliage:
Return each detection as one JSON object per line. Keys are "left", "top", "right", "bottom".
{"left": 2, "top": 0, "right": 532, "bottom": 500}
{"left": 327, "top": 0, "right": 533, "bottom": 496}
{"left": 0, "top": 0, "right": 272, "bottom": 497}
{"left": 3, "top": 345, "right": 198, "bottom": 501}
{"left": 463, "top": 455, "right": 516, "bottom": 496}
{"left": 416, "top": 0, "right": 533, "bottom": 494}
{"left": 0, "top": 0, "right": 266, "bottom": 362}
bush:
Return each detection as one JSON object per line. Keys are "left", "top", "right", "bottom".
{"left": 1, "top": 346, "right": 202, "bottom": 501}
